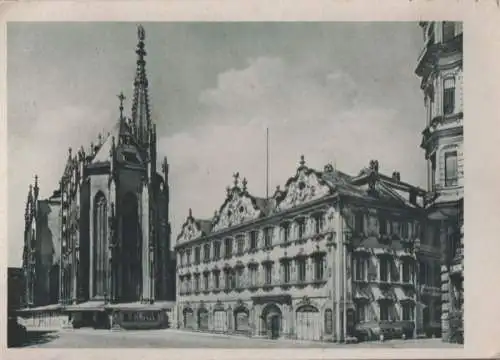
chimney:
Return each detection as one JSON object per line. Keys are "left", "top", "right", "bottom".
{"left": 392, "top": 171, "right": 401, "bottom": 182}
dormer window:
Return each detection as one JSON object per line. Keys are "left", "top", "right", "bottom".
{"left": 122, "top": 151, "right": 140, "bottom": 164}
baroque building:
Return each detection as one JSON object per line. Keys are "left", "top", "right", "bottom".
{"left": 415, "top": 21, "right": 464, "bottom": 343}
{"left": 175, "top": 157, "right": 440, "bottom": 342}
{"left": 19, "top": 25, "right": 176, "bottom": 330}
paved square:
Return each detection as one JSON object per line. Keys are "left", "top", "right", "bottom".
{"left": 15, "top": 329, "right": 464, "bottom": 348}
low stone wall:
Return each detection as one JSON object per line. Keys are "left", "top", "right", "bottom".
{"left": 18, "top": 311, "right": 69, "bottom": 330}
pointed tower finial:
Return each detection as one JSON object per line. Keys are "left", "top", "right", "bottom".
{"left": 188, "top": 208, "right": 192, "bottom": 218}
{"left": 233, "top": 172, "right": 240, "bottom": 187}
{"left": 118, "top": 92, "right": 126, "bottom": 120}
{"left": 131, "top": 24, "right": 151, "bottom": 147}
{"left": 33, "top": 175, "right": 39, "bottom": 200}
{"left": 299, "top": 154, "right": 305, "bottom": 168}
{"left": 242, "top": 177, "right": 248, "bottom": 191}
{"left": 68, "top": 147, "right": 72, "bottom": 159}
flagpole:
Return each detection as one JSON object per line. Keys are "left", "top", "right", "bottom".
{"left": 266, "top": 127, "right": 269, "bottom": 199}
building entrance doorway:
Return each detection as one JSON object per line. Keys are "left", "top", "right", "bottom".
{"left": 262, "top": 303, "right": 282, "bottom": 340}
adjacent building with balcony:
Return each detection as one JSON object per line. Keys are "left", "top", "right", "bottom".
{"left": 415, "top": 21, "right": 464, "bottom": 343}
{"left": 175, "top": 157, "right": 439, "bottom": 342}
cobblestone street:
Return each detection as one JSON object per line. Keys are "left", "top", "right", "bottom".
{"left": 15, "top": 329, "right": 463, "bottom": 348}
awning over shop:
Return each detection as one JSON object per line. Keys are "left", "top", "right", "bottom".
{"left": 393, "top": 286, "right": 414, "bottom": 303}
{"left": 353, "top": 286, "right": 371, "bottom": 301}
{"left": 370, "top": 285, "right": 395, "bottom": 301}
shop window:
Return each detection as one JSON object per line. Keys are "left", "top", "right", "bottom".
{"left": 356, "top": 304, "right": 366, "bottom": 322}
{"left": 402, "top": 303, "right": 413, "bottom": 321}
{"left": 380, "top": 302, "right": 390, "bottom": 321}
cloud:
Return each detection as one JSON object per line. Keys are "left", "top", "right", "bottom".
{"left": 159, "top": 56, "right": 425, "bottom": 244}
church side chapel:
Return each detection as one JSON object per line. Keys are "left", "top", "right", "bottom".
{"left": 175, "top": 157, "right": 441, "bottom": 342}
{"left": 19, "top": 25, "right": 176, "bottom": 330}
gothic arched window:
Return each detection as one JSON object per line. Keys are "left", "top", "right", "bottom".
{"left": 93, "top": 192, "right": 107, "bottom": 297}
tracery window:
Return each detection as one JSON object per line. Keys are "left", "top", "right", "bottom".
{"left": 92, "top": 192, "right": 107, "bottom": 297}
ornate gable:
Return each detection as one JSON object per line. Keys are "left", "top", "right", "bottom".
{"left": 276, "top": 155, "right": 331, "bottom": 211}
{"left": 177, "top": 209, "right": 203, "bottom": 244}
{"left": 212, "top": 173, "right": 262, "bottom": 232}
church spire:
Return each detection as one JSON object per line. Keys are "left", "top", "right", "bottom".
{"left": 131, "top": 24, "right": 151, "bottom": 147}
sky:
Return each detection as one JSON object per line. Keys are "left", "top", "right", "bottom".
{"left": 7, "top": 22, "right": 427, "bottom": 267}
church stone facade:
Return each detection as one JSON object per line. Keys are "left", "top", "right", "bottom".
{"left": 175, "top": 157, "right": 440, "bottom": 342}
{"left": 19, "top": 26, "right": 176, "bottom": 330}
{"left": 415, "top": 21, "right": 464, "bottom": 343}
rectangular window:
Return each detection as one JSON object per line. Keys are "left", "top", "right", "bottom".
{"left": 194, "top": 247, "right": 201, "bottom": 265}
{"left": 249, "top": 266, "right": 258, "bottom": 287}
{"left": 282, "top": 261, "right": 291, "bottom": 283}
{"left": 380, "top": 258, "right": 389, "bottom": 282}
{"left": 195, "top": 274, "right": 200, "bottom": 292}
{"left": 380, "top": 303, "right": 390, "bottom": 321}
{"left": 281, "top": 223, "right": 290, "bottom": 243}
{"left": 213, "top": 272, "right": 220, "bottom": 289}
{"left": 203, "top": 244, "right": 210, "bottom": 262}
{"left": 203, "top": 273, "right": 209, "bottom": 290}
{"left": 402, "top": 261, "right": 412, "bottom": 283}
{"left": 236, "top": 268, "right": 244, "bottom": 288}
{"left": 225, "top": 271, "right": 231, "bottom": 290}
{"left": 427, "top": 23, "right": 435, "bottom": 44}
{"left": 297, "top": 258, "right": 307, "bottom": 282}
{"left": 179, "top": 252, "right": 184, "bottom": 266}
{"left": 419, "top": 261, "right": 427, "bottom": 285}
{"left": 297, "top": 219, "right": 306, "bottom": 239}
{"left": 314, "top": 256, "right": 324, "bottom": 281}
{"left": 442, "top": 21, "right": 455, "bottom": 42}
{"left": 379, "top": 217, "right": 387, "bottom": 235}
{"left": 356, "top": 304, "right": 366, "bottom": 322}
{"left": 186, "top": 249, "right": 191, "bottom": 266}
{"left": 355, "top": 258, "right": 367, "bottom": 281}
{"left": 402, "top": 303, "right": 413, "bottom": 321}
{"left": 443, "top": 78, "right": 455, "bottom": 115}
{"left": 249, "top": 231, "right": 258, "bottom": 250}
{"left": 214, "top": 242, "right": 221, "bottom": 260}
{"left": 315, "top": 215, "right": 324, "bottom": 234}
{"left": 264, "top": 227, "right": 273, "bottom": 247}
{"left": 236, "top": 235, "right": 245, "bottom": 255}
{"left": 264, "top": 264, "right": 273, "bottom": 285}
{"left": 355, "top": 213, "right": 364, "bottom": 234}
{"left": 400, "top": 222, "right": 409, "bottom": 239}
{"left": 224, "top": 238, "right": 233, "bottom": 258}
{"left": 445, "top": 151, "right": 458, "bottom": 187}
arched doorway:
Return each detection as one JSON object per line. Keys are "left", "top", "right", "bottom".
{"left": 121, "top": 193, "right": 142, "bottom": 302}
{"left": 296, "top": 305, "right": 321, "bottom": 341}
{"left": 183, "top": 307, "right": 195, "bottom": 329}
{"left": 198, "top": 308, "right": 209, "bottom": 331}
{"left": 234, "top": 306, "right": 250, "bottom": 333}
{"left": 262, "top": 303, "right": 282, "bottom": 339}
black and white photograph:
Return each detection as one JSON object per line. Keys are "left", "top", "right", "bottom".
{"left": 6, "top": 20, "right": 465, "bottom": 349}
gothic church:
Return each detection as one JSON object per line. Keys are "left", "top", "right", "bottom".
{"left": 20, "top": 25, "right": 176, "bottom": 330}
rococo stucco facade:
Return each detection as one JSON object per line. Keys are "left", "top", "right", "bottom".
{"left": 175, "top": 158, "right": 441, "bottom": 342}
